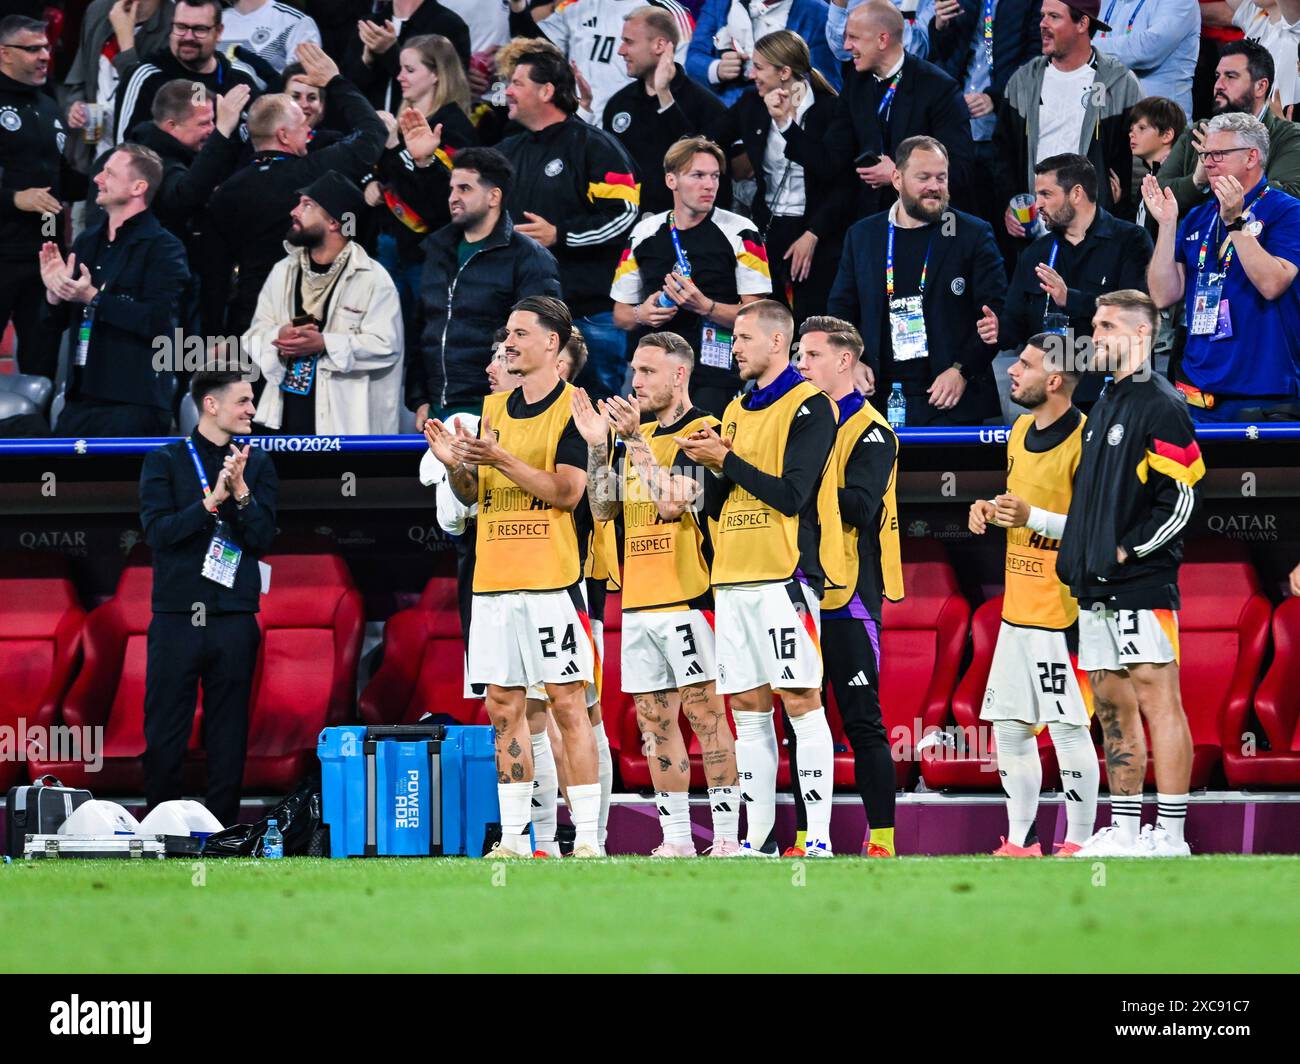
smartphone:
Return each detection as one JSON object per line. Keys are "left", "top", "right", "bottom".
{"left": 855, "top": 149, "right": 881, "bottom": 168}
{"left": 291, "top": 314, "right": 316, "bottom": 327}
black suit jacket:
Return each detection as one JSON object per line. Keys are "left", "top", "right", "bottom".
{"left": 711, "top": 86, "right": 852, "bottom": 245}
{"left": 826, "top": 54, "right": 976, "bottom": 217}
{"left": 827, "top": 207, "right": 1006, "bottom": 421}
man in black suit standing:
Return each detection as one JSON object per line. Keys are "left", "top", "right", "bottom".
{"left": 827, "top": 0, "right": 975, "bottom": 219}
{"left": 139, "top": 369, "right": 278, "bottom": 827}
{"left": 828, "top": 135, "right": 1005, "bottom": 426}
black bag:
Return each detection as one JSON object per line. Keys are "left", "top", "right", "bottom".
{"left": 200, "top": 776, "right": 323, "bottom": 857}
{"left": 5, "top": 775, "right": 93, "bottom": 857}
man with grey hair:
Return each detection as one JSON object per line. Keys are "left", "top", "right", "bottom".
{"left": 1146, "top": 110, "right": 1300, "bottom": 421}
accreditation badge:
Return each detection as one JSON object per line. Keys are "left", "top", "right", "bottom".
{"left": 202, "top": 520, "right": 243, "bottom": 588}
{"left": 1190, "top": 272, "right": 1225, "bottom": 336}
{"left": 700, "top": 324, "right": 733, "bottom": 370}
{"left": 889, "top": 295, "right": 929, "bottom": 362}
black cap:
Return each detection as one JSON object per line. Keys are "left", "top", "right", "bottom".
{"left": 1067, "top": 1, "right": 1113, "bottom": 34}
{"left": 295, "top": 171, "right": 366, "bottom": 226}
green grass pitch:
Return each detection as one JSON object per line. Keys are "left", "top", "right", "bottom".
{"left": 3, "top": 856, "right": 1298, "bottom": 973}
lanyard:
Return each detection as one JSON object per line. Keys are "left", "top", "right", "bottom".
{"left": 981, "top": 0, "right": 995, "bottom": 62}
{"left": 185, "top": 437, "right": 214, "bottom": 499}
{"left": 877, "top": 72, "right": 901, "bottom": 118}
{"left": 667, "top": 212, "right": 691, "bottom": 275}
{"left": 1103, "top": 0, "right": 1148, "bottom": 35}
{"left": 1197, "top": 186, "right": 1271, "bottom": 274}
{"left": 886, "top": 220, "right": 932, "bottom": 300}
{"left": 1041, "top": 240, "right": 1060, "bottom": 320}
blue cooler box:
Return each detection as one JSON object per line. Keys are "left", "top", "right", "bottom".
{"left": 318, "top": 724, "right": 499, "bottom": 858}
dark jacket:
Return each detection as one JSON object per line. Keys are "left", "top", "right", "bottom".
{"left": 496, "top": 115, "right": 639, "bottom": 318}
{"left": 0, "top": 71, "right": 85, "bottom": 263}
{"left": 342, "top": 0, "right": 471, "bottom": 112}
{"left": 1057, "top": 372, "right": 1203, "bottom": 606}
{"left": 140, "top": 429, "right": 278, "bottom": 614}
{"left": 711, "top": 85, "right": 851, "bottom": 246}
{"left": 926, "top": 0, "right": 1043, "bottom": 113}
{"left": 1158, "top": 107, "right": 1300, "bottom": 216}
{"left": 825, "top": 53, "right": 975, "bottom": 217}
{"left": 198, "top": 74, "right": 386, "bottom": 336}
{"left": 603, "top": 64, "right": 729, "bottom": 217}
{"left": 827, "top": 206, "right": 1006, "bottom": 422}
{"left": 409, "top": 212, "right": 561, "bottom": 412}
{"left": 1000, "top": 207, "right": 1153, "bottom": 351}
{"left": 113, "top": 48, "right": 261, "bottom": 144}
{"left": 687, "top": 0, "right": 843, "bottom": 105}
{"left": 49, "top": 210, "right": 189, "bottom": 412}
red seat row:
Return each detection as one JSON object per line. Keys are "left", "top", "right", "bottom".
{"left": 4, "top": 541, "right": 1299, "bottom": 797}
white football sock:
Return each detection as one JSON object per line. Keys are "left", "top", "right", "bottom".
{"left": 593, "top": 721, "right": 612, "bottom": 850}
{"left": 530, "top": 731, "right": 559, "bottom": 856}
{"left": 787, "top": 707, "right": 834, "bottom": 843}
{"left": 708, "top": 785, "right": 741, "bottom": 843}
{"left": 567, "top": 782, "right": 602, "bottom": 852}
{"left": 656, "top": 791, "right": 692, "bottom": 845}
{"left": 993, "top": 720, "right": 1042, "bottom": 847}
{"left": 496, "top": 781, "right": 533, "bottom": 855}
{"left": 1110, "top": 795, "right": 1143, "bottom": 845}
{"left": 1156, "top": 792, "right": 1188, "bottom": 843}
{"left": 1048, "top": 721, "right": 1099, "bottom": 846}
{"left": 733, "top": 711, "right": 777, "bottom": 848}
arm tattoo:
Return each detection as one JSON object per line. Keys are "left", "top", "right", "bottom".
{"left": 626, "top": 433, "right": 699, "bottom": 515}
{"left": 449, "top": 462, "right": 478, "bottom": 505}
{"left": 587, "top": 439, "right": 620, "bottom": 520}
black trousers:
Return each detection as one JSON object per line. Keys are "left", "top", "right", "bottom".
{"left": 787, "top": 613, "right": 896, "bottom": 832}
{"left": 57, "top": 397, "right": 170, "bottom": 437}
{"left": 764, "top": 215, "right": 839, "bottom": 330}
{"left": 144, "top": 611, "right": 260, "bottom": 827}
{"left": 0, "top": 258, "right": 60, "bottom": 379}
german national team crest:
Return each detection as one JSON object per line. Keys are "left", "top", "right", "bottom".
{"left": 950, "top": 277, "right": 965, "bottom": 295}
{"left": 724, "top": 421, "right": 736, "bottom": 441}
{"left": 1107, "top": 424, "right": 1124, "bottom": 446}
{"left": 0, "top": 107, "right": 20, "bottom": 132}
{"left": 544, "top": 158, "right": 564, "bottom": 177}
{"left": 612, "top": 112, "right": 631, "bottom": 133}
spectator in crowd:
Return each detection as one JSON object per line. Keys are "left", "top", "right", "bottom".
{"left": 557, "top": 325, "right": 588, "bottom": 383}
{"left": 828, "top": 0, "right": 936, "bottom": 65}
{"left": 995, "top": 0, "right": 1142, "bottom": 239}
{"left": 0, "top": 14, "right": 84, "bottom": 381}
{"left": 1158, "top": 39, "right": 1300, "bottom": 212}
{"left": 982, "top": 153, "right": 1153, "bottom": 405}
{"left": 828, "top": 1, "right": 975, "bottom": 219}
{"left": 712, "top": 29, "right": 848, "bottom": 325}
{"left": 611, "top": 136, "right": 772, "bottom": 417}
{"left": 1127, "top": 96, "right": 1186, "bottom": 230}
{"left": 139, "top": 369, "right": 278, "bottom": 829}
{"left": 405, "top": 144, "right": 561, "bottom": 427}
{"left": 220, "top": 0, "right": 322, "bottom": 74}
{"left": 365, "top": 34, "right": 476, "bottom": 360}
{"left": 39, "top": 144, "right": 189, "bottom": 437}
{"left": 603, "top": 5, "right": 727, "bottom": 215}
{"left": 246, "top": 172, "right": 404, "bottom": 435}
{"left": 64, "top": 0, "right": 174, "bottom": 173}
{"left": 920, "top": 0, "right": 1046, "bottom": 224}
{"left": 1145, "top": 112, "right": 1300, "bottom": 420}
{"left": 508, "top": 0, "right": 694, "bottom": 125}
{"left": 1194, "top": 0, "right": 1243, "bottom": 119}
{"left": 200, "top": 42, "right": 385, "bottom": 337}
{"left": 689, "top": 0, "right": 841, "bottom": 106}
{"left": 113, "top": 0, "right": 261, "bottom": 142}
{"left": 440, "top": 0, "right": 509, "bottom": 100}
{"left": 282, "top": 59, "right": 341, "bottom": 149}
{"left": 828, "top": 135, "right": 1006, "bottom": 425}
{"left": 343, "top": 0, "right": 470, "bottom": 113}
{"left": 1227, "top": 0, "right": 1300, "bottom": 117}
{"left": 495, "top": 41, "right": 640, "bottom": 398}
{"left": 1093, "top": 0, "right": 1201, "bottom": 120}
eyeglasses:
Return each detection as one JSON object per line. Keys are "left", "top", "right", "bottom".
{"left": 1, "top": 43, "right": 51, "bottom": 54}
{"left": 1197, "top": 146, "right": 1253, "bottom": 164}
{"left": 172, "top": 23, "right": 216, "bottom": 38}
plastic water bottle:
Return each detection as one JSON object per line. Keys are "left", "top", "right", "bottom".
{"left": 262, "top": 819, "right": 284, "bottom": 860}
{"left": 887, "top": 383, "right": 906, "bottom": 430}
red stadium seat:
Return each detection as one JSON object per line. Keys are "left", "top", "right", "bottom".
{"left": 359, "top": 576, "right": 481, "bottom": 726}
{"left": 0, "top": 554, "right": 85, "bottom": 790}
{"left": 29, "top": 563, "right": 202, "bottom": 792}
{"left": 883, "top": 543, "right": 971, "bottom": 790}
{"left": 922, "top": 595, "right": 1057, "bottom": 791}
{"left": 242, "top": 554, "right": 364, "bottom": 792}
{"left": 598, "top": 592, "right": 627, "bottom": 757}
{"left": 1223, "top": 596, "right": 1300, "bottom": 787}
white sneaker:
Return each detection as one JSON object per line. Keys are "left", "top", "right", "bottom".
{"left": 1071, "top": 825, "right": 1137, "bottom": 858}
{"left": 803, "top": 838, "right": 834, "bottom": 858}
{"left": 730, "top": 840, "right": 778, "bottom": 858}
{"left": 1134, "top": 823, "right": 1192, "bottom": 857}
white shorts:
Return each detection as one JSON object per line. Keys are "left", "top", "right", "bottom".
{"left": 715, "top": 580, "right": 822, "bottom": 695}
{"left": 621, "top": 609, "right": 717, "bottom": 694}
{"left": 1077, "top": 606, "right": 1180, "bottom": 673}
{"left": 467, "top": 587, "right": 595, "bottom": 690}
{"left": 980, "top": 622, "right": 1092, "bottom": 727}
{"left": 527, "top": 617, "right": 602, "bottom": 708}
